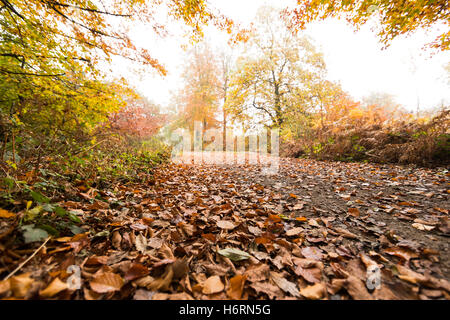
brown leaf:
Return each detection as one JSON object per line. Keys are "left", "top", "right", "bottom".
{"left": 39, "top": 277, "right": 68, "bottom": 298}
{"left": 133, "top": 289, "right": 155, "bottom": 300}
{"left": 147, "top": 265, "right": 173, "bottom": 291}
{"left": 294, "top": 265, "right": 321, "bottom": 284}
{"left": 152, "top": 292, "right": 194, "bottom": 300}
{"left": 270, "top": 272, "right": 300, "bottom": 297}
{"left": 384, "top": 247, "right": 418, "bottom": 262}
{"left": 299, "top": 283, "right": 325, "bottom": 300}
{"left": 172, "top": 257, "right": 189, "bottom": 279}
{"left": 301, "top": 247, "right": 324, "bottom": 261}
{"left": 0, "top": 279, "right": 11, "bottom": 295}
{"left": 111, "top": 231, "right": 122, "bottom": 249}
{"left": 348, "top": 208, "right": 360, "bottom": 217}
{"left": 201, "top": 233, "right": 216, "bottom": 242}
{"left": 396, "top": 265, "right": 428, "bottom": 285}
{"left": 227, "top": 274, "right": 246, "bottom": 300}
{"left": 286, "top": 227, "right": 303, "bottom": 237}
{"left": 202, "top": 275, "right": 224, "bottom": 294}
{"left": 85, "top": 255, "right": 109, "bottom": 266}
{"left": 124, "top": 263, "right": 149, "bottom": 281}
{"left": 10, "top": 273, "right": 34, "bottom": 298}
{"left": 345, "top": 275, "right": 373, "bottom": 300}
{"left": 250, "top": 281, "right": 283, "bottom": 299}
{"left": 135, "top": 233, "right": 147, "bottom": 253}
{"left": 245, "top": 264, "right": 270, "bottom": 282}
{"left": 90, "top": 272, "right": 124, "bottom": 293}
{"left": 217, "top": 220, "right": 236, "bottom": 230}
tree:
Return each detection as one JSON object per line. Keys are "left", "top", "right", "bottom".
{"left": 217, "top": 50, "right": 233, "bottom": 151}
{"left": 284, "top": 0, "right": 450, "bottom": 51}
{"left": 109, "top": 95, "right": 167, "bottom": 139}
{"left": 226, "top": 6, "right": 327, "bottom": 129}
{"left": 0, "top": 0, "right": 232, "bottom": 161}
{"left": 174, "top": 42, "right": 221, "bottom": 143}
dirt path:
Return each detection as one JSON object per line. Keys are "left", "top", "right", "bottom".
{"left": 141, "top": 157, "right": 449, "bottom": 299}
{"left": 1, "top": 158, "right": 449, "bottom": 300}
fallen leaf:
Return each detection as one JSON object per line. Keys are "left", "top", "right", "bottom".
{"left": 218, "top": 248, "right": 252, "bottom": 261}
{"left": 124, "top": 263, "right": 149, "bottom": 281}
{"left": 348, "top": 208, "right": 360, "bottom": 217}
{"left": 286, "top": 227, "right": 303, "bottom": 237}
{"left": 301, "top": 247, "right": 324, "bottom": 261}
{"left": 412, "top": 223, "right": 435, "bottom": 231}
{"left": 227, "top": 274, "right": 246, "bottom": 299}
{"left": 0, "top": 208, "right": 15, "bottom": 218}
{"left": 90, "top": 272, "right": 124, "bottom": 293}
{"left": 135, "top": 233, "right": 147, "bottom": 253}
{"left": 245, "top": 264, "right": 270, "bottom": 282}
{"left": 203, "top": 275, "right": 224, "bottom": 294}
{"left": 270, "top": 272, "right": 300, "bottom": 297}
{"left": 111, "top": 231, "right": 122, "bottom": 249}
{"left": 10, "top": 273, "right": 34, "bottom": 298}
{"left": 299, "top": 283, "right": 325, "bottom": 300}
{"left": 217, "top": 220, "right": 236, "bottom": 230}
{"left": 250, "top": 281, "right": 282, "bottom": 299}
{"left": 384, "top": 247, "right": 418, "bottom": 262}
{"left": 39, "top": 277, "right": 68, "bottom": 298}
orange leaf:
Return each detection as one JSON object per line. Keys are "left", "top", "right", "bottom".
{"left": 90, "top": 272, "right": 124, "bottom": 293}
{"left": 0, "top": 209, "right": 15, "bottom": 219}
{"left": 201, "top": 233, "right": 216, "bottom": 242}
{"left": 39, "top": 277, "right": 68, "bottom": 298}
{"left": 227, "top": 274, "right": 246, "bottom": 300}
{"left": 267, "top": 214, "right": 282, "bottom": 223}
{"left": 348, "top": 208, "right": 360, "bottom": 217}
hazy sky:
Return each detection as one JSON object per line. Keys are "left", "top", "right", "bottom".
{"left": 112, "top": 0, "right": 450, "bottom": 112}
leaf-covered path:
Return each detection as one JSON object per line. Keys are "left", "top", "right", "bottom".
{"left": 1, "top": 158, "right": 449, "bottom": 300}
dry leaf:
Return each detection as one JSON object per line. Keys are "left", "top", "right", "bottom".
{"left": 299, "top": 283, "right": 325, "bottom": 300}
{"left": 270, "top": 272, "right": 300, "bottom": 297}
{"left": 111, "top": 231, "right": 122, "bottom": 249}
{"left": 250, "top": 281, "right": 282, "bottom": 299}
{"left": 0, "top": 208, "right": 15, "bottom": 218}
{"left": 135, "top": 233, "right": 147, "bottom": 253}
{"left": 348, "top": 208, "right": 360, "bottom": 217}
{"left": 39, "top": 277, "right": 68, "bottom": 298}
{"left": 227, "top": 274, "right": 246, "bottom": 300}
{"left": 286, "top": 227, "right": 303, "bottom": 237}
{"left": 10, "top": 273, "right": 34, "bottom": 298}
{"left": 217, "top": 220, "right": 236, "bottom": 230}
{"left": 90, "top": 272, "right": 124, "bottom": 293}
{"left": 202, "top": 275, "right": 224, "bottom": 294}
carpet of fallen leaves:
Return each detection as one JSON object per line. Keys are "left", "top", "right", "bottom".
{"left": 0, "top": 158, "right": 449, "bottom": 300}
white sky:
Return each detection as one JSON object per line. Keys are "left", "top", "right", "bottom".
{"left": 112, "top": 0, "right": 450, "bottom": 112}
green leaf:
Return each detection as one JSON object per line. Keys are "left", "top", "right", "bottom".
{"left": 30, "top": 190, "right": 50, "bottom": 203}
{"left": 3, "top": 177, "right": 14, "bottom": 190}
{"left": 54, "top": 206, "right": 67, "bottom": 217}
{"left": 68, "top": 211, "right": 81, "bottom": 223}
{"left": 218, "top": 247, "right": 252, "bottom": 261}
{"left": 42, "top": 203, "right": 55, "bottom": 212}
{"left": 25, "top": 205, "right": 43, "bottom": 221}
{"left": 93, "top": 230, "right": 110, "bottom": 238}
{"left": 37, "top": 224, "right": 60, "bottom": 236}
{"left": 69, "top": 225, "right": 85, "bottom": 235}
{"left": 20, "top": 224, "right": 49, "bottom": 243}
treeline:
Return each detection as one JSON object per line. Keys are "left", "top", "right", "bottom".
{"left": 172, "top": 6, "right": 449, "bottom": 166}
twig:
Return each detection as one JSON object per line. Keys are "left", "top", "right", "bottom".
{"left": 3, "top": 237, "right": 51, "bottom": 281}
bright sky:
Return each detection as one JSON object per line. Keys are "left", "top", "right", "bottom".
{"left": 113, "top": 0, "right": 450, "bottom": 113}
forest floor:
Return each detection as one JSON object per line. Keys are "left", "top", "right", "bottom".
{"left": 0, "top": 157, "right": 449, "bottom": 300}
